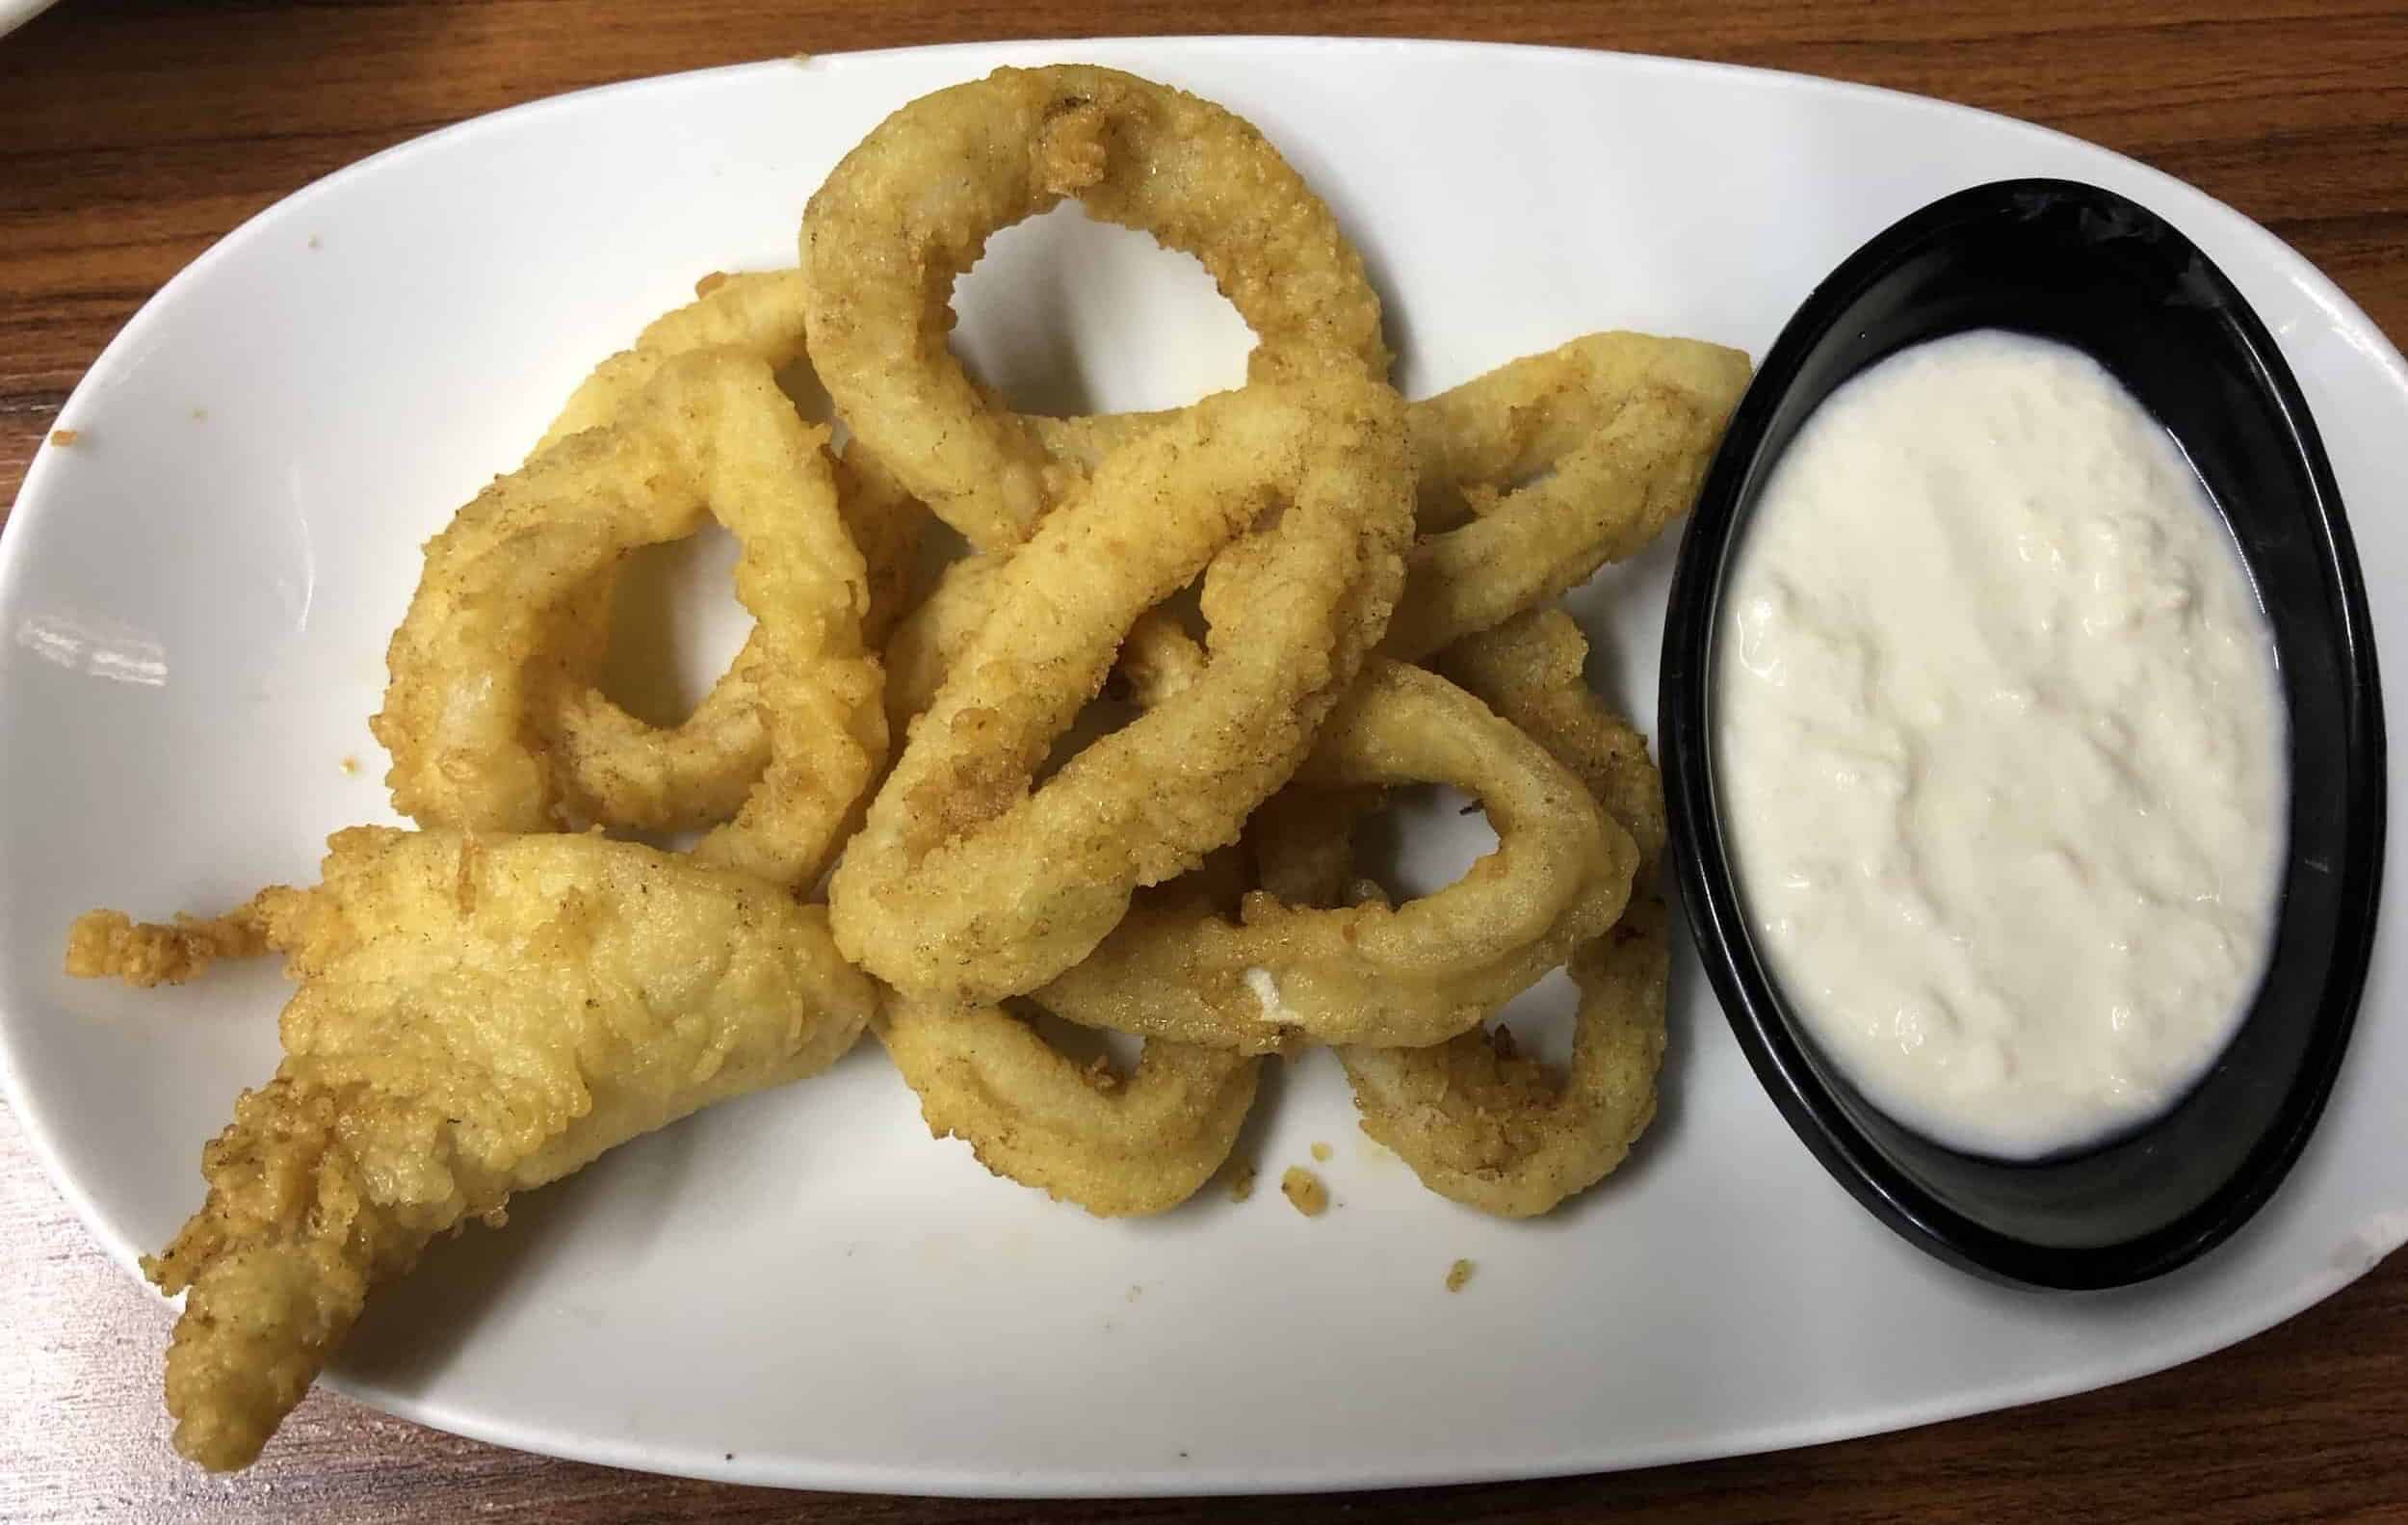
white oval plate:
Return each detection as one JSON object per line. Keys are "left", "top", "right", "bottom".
{"left": 3, "top": 36, "right": 2404, "bottom": 1497}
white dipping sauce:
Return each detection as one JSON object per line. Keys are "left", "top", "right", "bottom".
{"left": 1714, "top": 329, "right": 2286, "bottom": 1159}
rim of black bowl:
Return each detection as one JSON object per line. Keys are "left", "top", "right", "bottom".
{"left": 1660, "top": 178, "right": 2387, "bottom": 1291}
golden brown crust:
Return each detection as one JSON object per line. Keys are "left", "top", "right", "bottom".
{"left": 876, "top": 996, "right": 1259, "bottom": 1218}
{"left": 1338, "top": 611, "right": 1671, "bottom": 1217}
{"left": 373, "top": 353, "right": 885, "bottom": 886}
{"left": 123, "top": 828, "right": 876, "bottom": 1469}
{"left": 63, "top": 900, "right": 281, "bottom": 986}
{"left": 801, "top": 64, "right": 1390, "bottom": 551}
{"left": 830, "top": 377, "right": 1413, "bottom": 1003}
{"left": 1039, "top": 662, "right": 1633, "bottom": 1052}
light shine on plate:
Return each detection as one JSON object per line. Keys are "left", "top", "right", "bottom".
{"left": 2, "top": 37, "right": 2405, "bottom": 1496}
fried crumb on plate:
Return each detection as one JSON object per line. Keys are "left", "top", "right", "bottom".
{"left": 694, "top": 270, "right": 730, "bottom": 298}
{"left": 1280, "top": 1166, "right": 1329, "bottom": 1218}
{"left": 1309, "top": 1141, "right": 1331, "bottom": 1162}
{"left": 1223, "top": 1159, "right": 1256, "bottom": 1202}
{"left": 338, "top": 755, "right": 359, "bottom": 776}
{"left": 49, "top": 428, "right": 80, "bottom": 447}
{"left": 1446, "top": 1258, "right": 1475, "bottom": 1293}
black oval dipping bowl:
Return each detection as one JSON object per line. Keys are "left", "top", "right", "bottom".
{"left": 1660, "top": 179, "right": 2386, "bottom": 1291}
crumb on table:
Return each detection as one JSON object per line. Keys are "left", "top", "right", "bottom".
{"left": 1280, "top": 1166, "right": 1328, "bottom": 1218}
{"left": 1446, "top": 1258, "right": 1475, "bottom": 1293}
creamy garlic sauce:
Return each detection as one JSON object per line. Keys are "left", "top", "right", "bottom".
{"left": 1714, "top": 329, "right": 2286, "bottom": 1159}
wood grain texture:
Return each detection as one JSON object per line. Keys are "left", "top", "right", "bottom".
{"left": 2, "top": 1, "right": 2404, "bottom": 1519}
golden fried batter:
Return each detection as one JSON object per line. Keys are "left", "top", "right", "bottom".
{"left": 1338, "top": 611, "right": 1672, "bottom": 1218}
{"left": 65, "top": 903, "right": 277, "bottom": 987}
{"left": 802, "top": 64, "right": 1392, "bottom": 551}
{"left": 877, "top": 994, "right": 1259, "bottom": 1217}
{"left": 1279, "top": 1167, "right": 1329, "bottom": 1217}
{"left": 76, "top": 828, "right": 875, "bottom": 1470}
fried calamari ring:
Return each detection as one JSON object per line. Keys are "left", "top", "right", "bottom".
{"left": 801, "top": 64, "right": 1390, "bottom": 550}
{"left": 829, "top": 376, "right": 1412, "bottom": 1002}
{"left": 535, "top": 270, "right": 816, "bottom": 452}
{"left": 515, "top": 270, "right": 824, "bottom": 715}
{"left": 537, "top": 442, "right": 922, "bottom": 833}
{"left": 1402, "top": 330, "right": 1748, "bottom": 533}
{"left": 877, "top": 991, "right": 1260, "bottom": 1218}
{"left": 885, "top": 331, "right": 1750, "bottom": 724}
{"left": 1336, "top": 609, "right": 1670, "bottom": 1216}
{"left": 508, "top": 271, "right": 924, "bottom": 833}
{"left": 1036, "top": 660, "right": 1636, "bottom": 1054}
{"left": 872, "top": 601, "right": 1260, "bottom": 1219}
{"left": 878, "top": 553, "right": 1004, "bottom": 747}
{"left": 1435, "top": 607, "right": 1666, "bottom": 876}
{"left": 1375, "top": 373, "right": 1742, "bottom": 661}
{"left": 1339, "top": 898, "right": 1668, "bottom": 1219}
{"left": 1046, "top": 335, "right": 1752, "bottom": 660}
{"left": 373, "top": 352, "right": 884, "bottom": 886}
{"left": 1034, "top": 329, "right": 1747, "bottom": 540}
{"left": 543, "top": 271, "right": 929, "bottom": 650}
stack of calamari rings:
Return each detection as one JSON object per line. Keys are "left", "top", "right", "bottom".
{"left": 70, "top": 65, "right": 1755, "bottom": 1471}
{"left": 374, "top": 64, "right": 1751, "bottom": 1222}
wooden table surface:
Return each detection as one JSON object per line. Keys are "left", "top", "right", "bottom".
{"left": 4, "top": 2, "right": 2404, "bottom": 1520}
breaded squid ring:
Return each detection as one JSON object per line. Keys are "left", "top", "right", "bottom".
{"left": 373, "top": 351, "right": 884, "bottom": 887}
{"left": 871, "top": 581, "right": 1259, "bottom": 1220}
{"left": 536, "top": 443, "right": 921, "bottom": 833}
{"left": 1036, "top": 660, "right": 1636, "bottom": 1054}
{"left": 534, "top": 270, "right": 817, "bottom": 453}
{"left": 1339, "top": 898, "right": 1668, "bottom": 1219}
{"left": 1435, "top": 607, "right": 1666, "bottom": 876}
{"left": 1037, "top": 330, "right": 1744, "bottom": 528}
{"left": 877, "top": 989, "right": 1260, "bottom": 1218}
{"left": 877, "top": 553, "right": 1005, "bottom": 748}
{"left": 510, "top": 272, "right": 923, "bottom": 832}
{"left": 828, "top": 376, "right": 1412, "bottom": 1003}
{"left": 882, "top": 331, "right": 1750, "bottom": 726}
{"left": 801, "top": 64, "right": 1390, "bottom": 551}
{"left": 1374, "top": 377, "right": 1738, "bottom": 661}
{"left": 1034, "top": 331, "right": 1751, "bottom": 660}
{"left": 1335, "top": 610, "right": 1671, "bottom": 1217}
